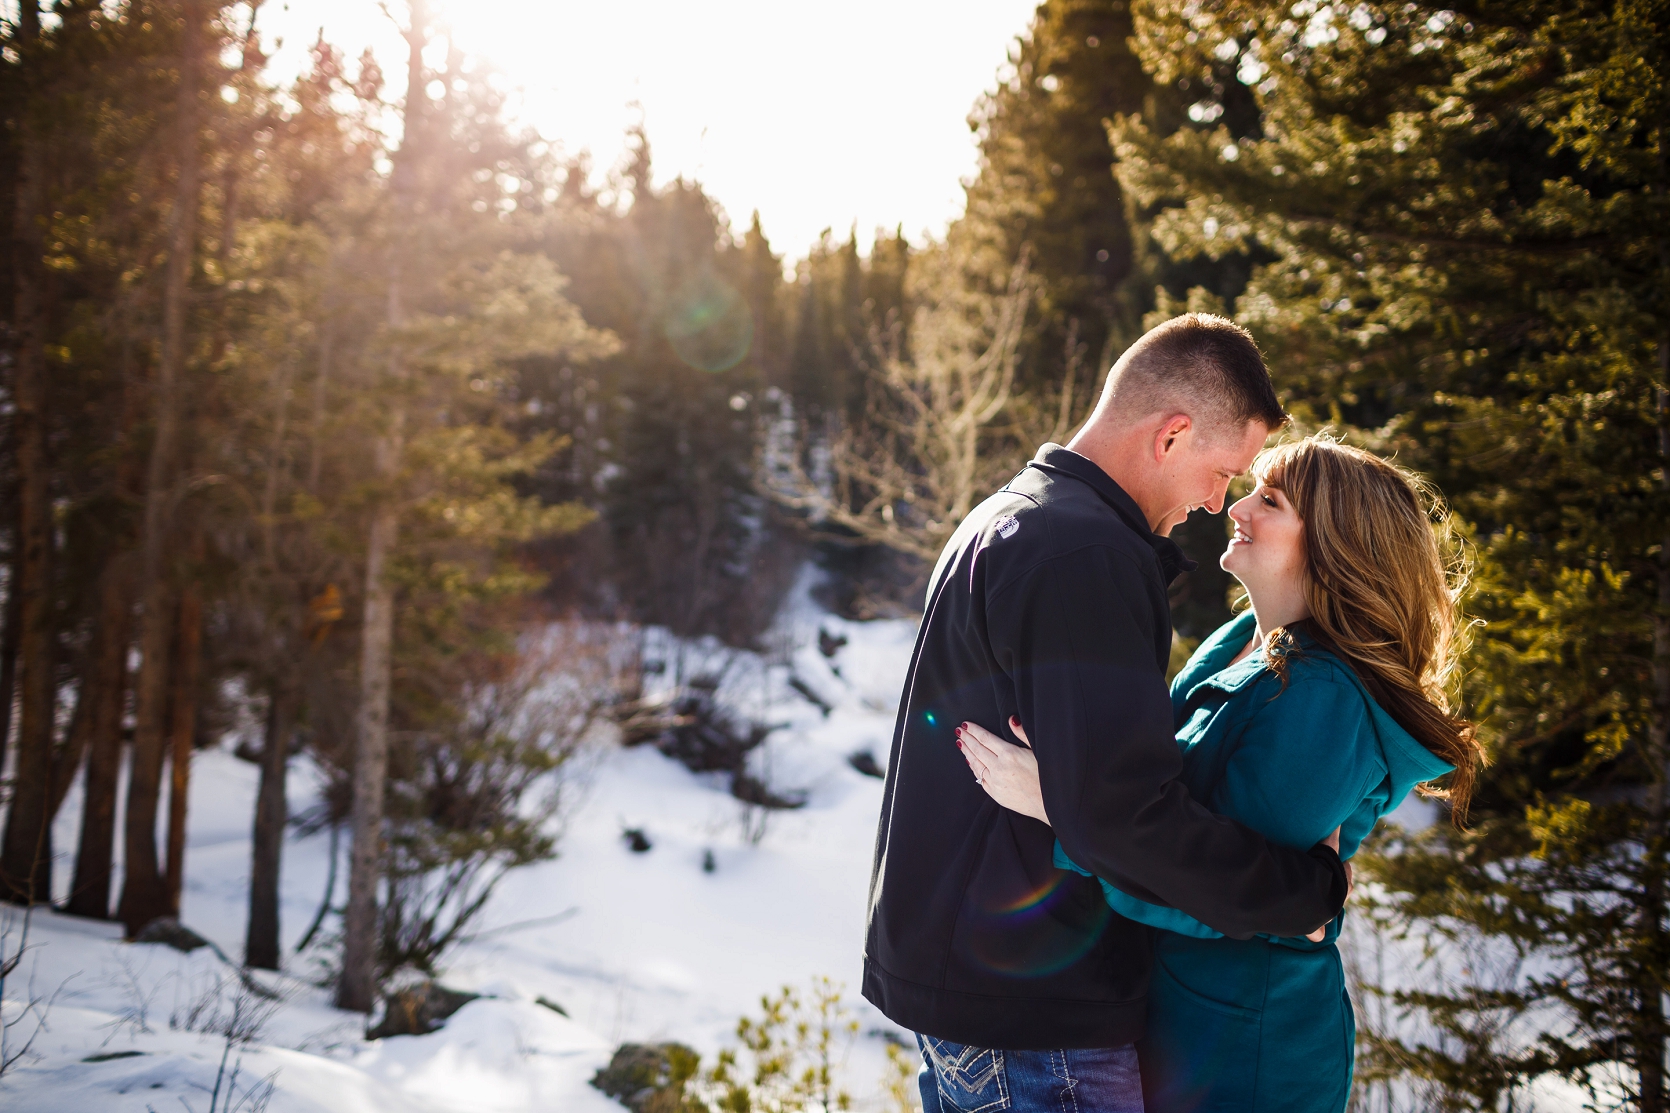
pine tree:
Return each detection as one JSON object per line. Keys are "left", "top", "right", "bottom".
{"left": 114, "top": 0, "right": 221, "bottom": 935}
{"left": 0, "top": 1, "right": 227, "bottom": 919}
{"left": 0, "top": 0, "right": 55, "bottom": 906}
{"left": 0, "top": 2, "right": 620, "bottom": 998}
{"left": 0, "top": 0, "right": 249, "bottom": 923}
{"left": 332, "top": 5, "right": 614, "bottom": 1008}
{"left": 527, "top": 129, "right": 799, "bottom": 647}
{"left": 1114, "top": 0, "right": 1670, "bottom": 1105}
{"left": 335, "top": 0, "right": 433, "bottom": 1014}
{"left": 953, "top": 0, "right": 1157, "bottom": 392}
{"left": 215, "top": 29, "right": 383, "bottom": 972}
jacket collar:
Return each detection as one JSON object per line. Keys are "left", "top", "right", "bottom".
{"left": 1026, "top": 444, "right": 1197, "bottom": 580}
{"left": 1177, "top": 610, "right": 1266, "bottom": 699}
{"left": 1179, "top": 614, "right": 1344, "bottom": 701}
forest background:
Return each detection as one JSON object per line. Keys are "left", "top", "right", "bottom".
{"left": 0, "top": 0, "right": 1666, "bottom": 1109}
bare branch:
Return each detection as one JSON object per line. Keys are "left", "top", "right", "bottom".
{"left": 765, "top": 248, "right": 1045, "bottom": 563}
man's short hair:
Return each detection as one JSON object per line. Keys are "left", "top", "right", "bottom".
{"left": 1100, "top": 313, "right": 1287, "bottom": 437}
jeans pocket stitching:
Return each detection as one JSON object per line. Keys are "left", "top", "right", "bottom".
{"left": 1054, "top": 1048, "right": 1078, "bottom": 1113}
{"left": 925, "top": 1040, "right": 1008, "bottom": 1113}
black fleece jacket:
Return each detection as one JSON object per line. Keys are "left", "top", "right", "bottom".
{"left": 861, "top": 445, "right": 1349, "bottom": 1051}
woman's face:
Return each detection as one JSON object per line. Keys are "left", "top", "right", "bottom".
{"left": 1220, "top": 477, "right": 1307, "bottom": 596}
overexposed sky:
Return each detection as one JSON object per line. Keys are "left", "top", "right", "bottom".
{"left": 259, "top": 0, "right": 1042, "bottom": 257}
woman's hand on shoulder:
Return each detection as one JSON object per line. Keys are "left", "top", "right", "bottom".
{"left": 957, "top": 718, "right": 1051, "bottom": 826}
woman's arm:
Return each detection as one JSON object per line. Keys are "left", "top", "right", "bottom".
{"left": 1053, "top": 830, "right": 1340, "bottom": 940}
{"left": 1054, "top": 842, "right": 1228, "bottom": 938}
{"left": 958, "top": 718, "right": 1341, "bottom": 942}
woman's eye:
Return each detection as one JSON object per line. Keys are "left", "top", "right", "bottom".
{"left": 1261, "top": 494, "right": 1278, "bottom": 508}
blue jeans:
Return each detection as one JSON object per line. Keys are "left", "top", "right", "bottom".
{"left": 917, "top": 1034, "right": 1144, "bottom": 1113}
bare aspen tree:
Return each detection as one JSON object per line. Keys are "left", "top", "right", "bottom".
{"left": 768, "top": 251, "right": 1040, "bottom": 563}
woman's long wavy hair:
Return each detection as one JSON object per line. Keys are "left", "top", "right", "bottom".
{"left": 1253, "top": 435, "right": 1483, "bottom": 824}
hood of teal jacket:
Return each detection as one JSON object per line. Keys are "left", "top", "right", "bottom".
{"left": 1174, "top": 611, "right": 1454, "bottom": 805}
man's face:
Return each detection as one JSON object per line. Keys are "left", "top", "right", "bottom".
{"left": 1149, "top": 419, "right": 1269, "bottom": 535}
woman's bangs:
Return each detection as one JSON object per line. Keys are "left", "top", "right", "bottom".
{"left": 1251, "top": 443, "right": 1297, "bottom": 488}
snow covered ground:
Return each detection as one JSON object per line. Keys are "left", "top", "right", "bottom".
{"left": 0, "top": 569, "right": 918, "bottom": 1112}
{"left": 0, "top": 564, "right": 1598, "bottom": 1112}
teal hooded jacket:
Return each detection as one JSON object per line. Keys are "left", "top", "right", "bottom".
{"left": 1057, "top": 610, "right": 1453, "bottom": 1112}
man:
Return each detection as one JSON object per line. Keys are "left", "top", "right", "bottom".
{"left": 862, "top": 314, "right": 1350, "bottom": 1112}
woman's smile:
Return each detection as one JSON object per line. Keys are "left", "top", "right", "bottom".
{"left": 1221, "top": 477, "right": 1310, "bottom": 630}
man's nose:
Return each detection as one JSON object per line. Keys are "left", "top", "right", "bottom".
{"left": 1204, "top": 482, "right": 1230, "bottom": 515}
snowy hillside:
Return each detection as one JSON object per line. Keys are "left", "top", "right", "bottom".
{"left": 0, "top": 571, "right": 918, "bottom": 1112}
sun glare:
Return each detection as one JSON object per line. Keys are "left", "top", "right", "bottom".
{"left": 261, "top": 0, "right": 1038, "bottom": 255}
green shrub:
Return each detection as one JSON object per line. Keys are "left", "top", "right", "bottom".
{"left": 596, "top": 979, "right": 920, "bottom": 1113}
{"left": 592, "top": 1042, "right": 704, "bottom": 1113}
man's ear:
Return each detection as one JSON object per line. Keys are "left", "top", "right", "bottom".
{"left": 1153, "top": 414, "right": 1193, "bottom": 462}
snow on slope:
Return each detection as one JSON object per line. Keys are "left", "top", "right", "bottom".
{"left": 12, "top": 564, "right": 1589, "bottom": 1113}
{"left": 0, "top": 568, "right": 918, "bottom": 1112}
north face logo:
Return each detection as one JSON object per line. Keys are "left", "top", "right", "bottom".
{"left": 995, "top": 515, "right": 1020, "bottom": 539}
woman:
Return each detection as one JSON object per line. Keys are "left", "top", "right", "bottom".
{"left": 955, "top": 435, "right": 1482, "bottom": 1113}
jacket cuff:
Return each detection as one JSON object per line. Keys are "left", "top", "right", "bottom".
{"left": 1307, "top": 842, "right": 1351, "bottom": 919}
{"left": 1052, "top": 838, "right": 1093, "bottom": 877}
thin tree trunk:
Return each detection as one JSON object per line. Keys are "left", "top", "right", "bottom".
{"left": 211, "top": 161, "right": 240, "bottom": 373}
{"left": 1641, "top": 379, "right": 1668, "bottom": 1112}
{"left": 307, "top": 305, "right": 334, "bottom": 494}
{"left": 65, "top": 305, "right": 147, "bottom": 920}
{"left": 337, "top": 0, "right": 428, "bottom": 1013}
{"left": 47, "top": 661, "right": 90, "bottom": 821}
{"left": 338, "top": 505, "right": 398, "bottom": 1011}
{"left": 260, "top": 358, "right": 294, "bottom": 566}
{"left": 246, "top": 683, "right": 292, "bottom": 970}
{"left": 65, "top": 558, "right": 135, "bottom": 919}
{"left": 120, "top": 0, "right": 203, "bottom": 936}
{"left": 48, "top": 567, "right": 137, "bottom": 823}
{"left": 1638, "top": 119, "right": 1670, "bottom": 1113}
{"left": 163, "top": 584, "right": 203, "bottom": 915}
{"left": 0, "top": 550, "right": 22, "bottom": 777}
{"left": 209, "top": 1, "right": 260, "bottom": 372}
{"left": 247, "top": 274, "right": 297, "bottom": 968}
{"left": 119, "top": 586, "right": 174, "bottom": 934}
{"left": 0, "top": 0, "right": 57, "bottom": 907}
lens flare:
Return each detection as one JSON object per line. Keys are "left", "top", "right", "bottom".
{"left": 963, "top": 873, "right": 1113, "bottom": 978}
{"left": 994, "top": 877, "right": 1063, "bottom": 915}
{"left": 664, "top": 270, "right": 753, "bottom": 372}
